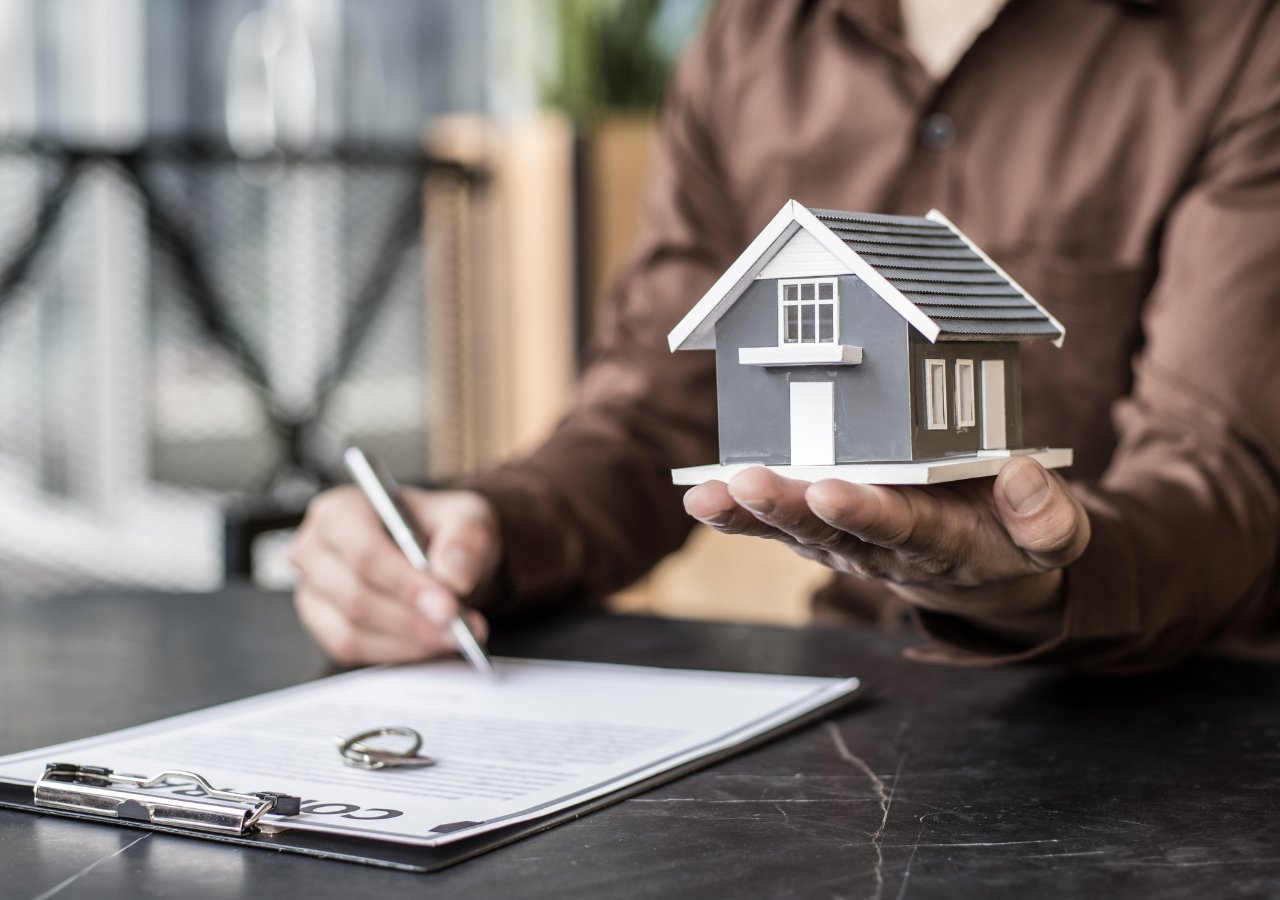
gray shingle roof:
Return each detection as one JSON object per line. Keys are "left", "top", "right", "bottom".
{"left": 811, "top": 208, "right": 1063, "bottom": 341}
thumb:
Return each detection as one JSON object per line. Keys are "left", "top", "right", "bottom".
{"left": 418, "top": 494, "right": 500, "bottom": 597}
{"left": 993, "top": 456, "right": 1091, "bottom": 570}
{"left": 430, "top": 524, "right": 487, "bottom": 596}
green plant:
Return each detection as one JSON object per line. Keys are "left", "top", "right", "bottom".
{"left": 545, "top": 0, "right": 711, "bottom": 120}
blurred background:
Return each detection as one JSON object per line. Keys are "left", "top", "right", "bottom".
{"left": 0, "top": 0, "right": 827, "bottom": 623}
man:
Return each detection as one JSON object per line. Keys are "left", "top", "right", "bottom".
{"left": 289, "top": 0, "right": 1280, "bottom": 673}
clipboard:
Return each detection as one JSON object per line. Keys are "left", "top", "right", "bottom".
{"left": 0, "top": 691, "right": 858, "bottom": 872}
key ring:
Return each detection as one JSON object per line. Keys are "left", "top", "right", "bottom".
{"left": 335, "top": 726, "right": 437, "bottom": 770}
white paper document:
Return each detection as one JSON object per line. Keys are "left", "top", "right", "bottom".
{"left": 0, "top": 658, "right": 859, "bottom": 847}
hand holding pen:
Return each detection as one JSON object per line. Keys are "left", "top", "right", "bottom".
{"left": 288, "top": 450, "right": 502, "bottom": 669}
{"left": 342, "top": 447, "right": 494, "bottom": 674}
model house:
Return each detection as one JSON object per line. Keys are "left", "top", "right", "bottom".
{"left": 668, "top": 201, "right": 1070, "bottom": 485}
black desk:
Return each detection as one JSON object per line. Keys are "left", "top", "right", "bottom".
{"left": 2, "top": 590, "right": 1278, "bottom": 899}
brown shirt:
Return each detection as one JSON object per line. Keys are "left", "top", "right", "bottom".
{"left": 471, "top": 0, "right": 1280, "bottom": 673}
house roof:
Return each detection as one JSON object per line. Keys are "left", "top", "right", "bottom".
{"left": 668, "top": 201, "right": 1065, "bottom": 352}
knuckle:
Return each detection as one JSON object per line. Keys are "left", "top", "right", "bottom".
{"left": 799, "top": 530, "right": 848, "bottom": 553}
{"left": 1025, "top": 503, "right": 1086, "bottom": 556}
{"left": 299, "top": 600, "right": 356, "bottom": 664}
{"left": 851, "top": 561, "right": 883, "bottom": 581}
{"left": 349, "top": 538, "right": 383, "bottom": 581}
{"left": 733, "top": 515, "right": 774, "bottom": 538}
{"left": 463, "top": 612, "right": 489, "bottom": 643}
{"left": 787, "top": 542, "right": 825, "bottom": 563}
{"left": 849, "top": 555, "right": 889, "bottom": 581}
{"left": 722, "top": 516, "right": 771, "bottom": 539}
{"left": 879, "top": 518, "right": 916, "bottom": 549}
{"left": 285, "top": 533, "right": 311, "bottom": 569}
{"left": 291, "top": 585, "right": 313, "bottom": 618}
{"left": 755, "top": 528, "right": 782, "bottom": 544}
{"left": 337, "top": 589, "right": 374, "bottom": 627}
{"left": 906, "top": 551, "right": 957, "bottom": 579}
{"left": 308, "top": 490, "right": 340, "bottom": 520}
{"left": 848, "top": 547, "right": 933, "bottom": 583}
{"left": 295, "top": 591, "right": 359, "bottom": 666}
{"left": 766, "top": 508, "right": 801, "bottom": 530}
{"left": 456, "top": 491, "right": 490, "bottom": 519}
{"left": 307, "top": 487, "right": 360, "bottom": 529}
{"left": 326, "top": 629, "right": 359, "bottom": 667}
{"left": 460, "top": 515, "right": 499, "bottom": 553}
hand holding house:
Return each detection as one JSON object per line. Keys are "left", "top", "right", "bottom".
{"left": 668, "top": 201, "right": 1071, "bottom": 485}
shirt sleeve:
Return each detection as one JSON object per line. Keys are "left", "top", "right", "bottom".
{"left": 465, "top": 13, "right": 741, "bottom": 616}
{"left": 914, "top": 10, "right": 1280, "bottom": 673}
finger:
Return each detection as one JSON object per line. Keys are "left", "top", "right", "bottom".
{"left": 726, "top": 467, "right": 867, "bottom": 555}
{"left": 684, "top": 479, "right": 793, "bottom": 540}
{"left": 804, "top": 479, "right": 949, "bottom": 554}
{"left": 993, "top": 457, "right": 1091, "bottom": 569}
{"left": 415, "top": 583, "right": 463, "bottom": 629}
{"left": 295, "top": 544, "right": 435, "bottom": 640}
{"left": 305, "top": 489, "right": 431, "bottom": 602}
{"left": 414, "top": 494, "right": 500, "bottom": 595}
{"left": 295, "top": 586, "right": 456, "bottom": 665}
{"left": 683, "top": 479, "right": 734, "bottom": 521}
{"left": 802, "top": 479, "right": 981, "bottom": 583}
{"left": 685, "top": 480, "right": 851, "bottom": 569}
{"left": 462, "top": 609, "right": 490, "bottom": 646}
{"left": 414, "top": 587, "right": 492, "bottom": 642}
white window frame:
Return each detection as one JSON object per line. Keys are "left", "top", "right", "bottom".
{"left": 778, "top": 278, "right": 839, "bottom": 346}
{"left": 925, "top": 359, "right": 948, "bottom": 430}
{"left": 954, "top": 359, "right": 976, "bottom": 428}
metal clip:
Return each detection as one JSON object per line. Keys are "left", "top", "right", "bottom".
{"left": 336, "top": 726, "right": 436, "bottom": 770}
{"left": 34, "top": 762, "right": 300, "bottom": 836}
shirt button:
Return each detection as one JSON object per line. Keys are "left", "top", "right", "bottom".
{"left": 920, "top": 113, "right": 956, "bottom": 150}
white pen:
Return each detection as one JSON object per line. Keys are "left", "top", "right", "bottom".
{"left": 342, "top": 446, "right": 496, "bottom": 676}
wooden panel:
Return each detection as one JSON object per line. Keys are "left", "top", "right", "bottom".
{"left": 423, "top": 113, "right": 578, "bottom": 475}
{"left": 609, "top": 526, "right": 828, "bottom": 625}
{"left": 582, "top": 116, "right": 657, "bottom": 333}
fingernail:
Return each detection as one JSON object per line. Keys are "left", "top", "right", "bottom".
{"left": 416, "top": 590, "right": 453, "bottom": 626}
{"left": 808, "top": 483, "right": 867, "bottom": 525}
{"left": 738, "top": 495, "right": 774, "bottom": 514}
{"left": 1004, "top": 462, "right": 1050, "bottom": 515}
{"left": 807, "top": 496, "right": 839, "bottom": 521}
{"left": 438, "top": 546, "right": 476, "bottom": 593}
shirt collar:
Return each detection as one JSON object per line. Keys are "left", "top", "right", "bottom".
{"left": 833, "top": 0, "right": 1160, "bottom": 34}
{"left": 832, "top": 0, "right": 901, "bottom": 35}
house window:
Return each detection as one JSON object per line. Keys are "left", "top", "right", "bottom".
{"left": 925, "top": 359, "right": 948, "bottom": 430}
{"left": 955, "top": 360, "right": 976, "bottom": 427}
{"left": 779, "top": 279, "right": 838, "bottom": 345}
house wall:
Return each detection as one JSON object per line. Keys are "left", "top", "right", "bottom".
{"left": 907, "top": 335, "right": 1023, "bottom": 459}
{"left": 714, "top": 274, "right": 912, "bottom": 465}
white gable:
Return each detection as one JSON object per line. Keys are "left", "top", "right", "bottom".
{"left": 668, "top": 200, "right": 941, "bottom": 352}
{"left": 756, "top": 228, "right": 853, "bottom": 280}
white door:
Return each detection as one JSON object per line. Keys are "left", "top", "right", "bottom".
{"left": 981, "top": 360, "right": 1007, "bottom": 450}
{"left": 790, "top": 381, "right": 835, "bottom": 465}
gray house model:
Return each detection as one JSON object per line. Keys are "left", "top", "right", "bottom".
{"left": 668, "top": 201, "right": 1071, "bottom": 485}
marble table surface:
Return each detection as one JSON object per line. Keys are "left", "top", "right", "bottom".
{"left": 2, "top": 588, "right": 1278, "bottom": 899}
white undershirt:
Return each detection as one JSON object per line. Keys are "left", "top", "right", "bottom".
{"left": 900, "top": 0, "right": 1012, "bottom": 80}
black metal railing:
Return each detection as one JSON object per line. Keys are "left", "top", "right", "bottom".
{"left": 0, "top": 137, "right": 488, "bottom": 584}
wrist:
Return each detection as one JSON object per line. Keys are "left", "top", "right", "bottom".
{"left": 969, "top": 569, "right": 1067, "bottom": 645}
{"left": 894, "top": 568, "right": 1067, "bottom": 648}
